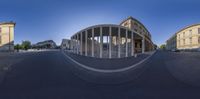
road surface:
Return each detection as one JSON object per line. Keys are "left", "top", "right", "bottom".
{"left": 0, "top": 51, "right": 200, "bottom": 99}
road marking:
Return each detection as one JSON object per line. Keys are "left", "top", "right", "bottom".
{"left": 62, "top": 51, "right": 156, "bottom": 73}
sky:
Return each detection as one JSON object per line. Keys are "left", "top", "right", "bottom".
{"left": 0, "top": 0, "right": 200, "bottom": 46}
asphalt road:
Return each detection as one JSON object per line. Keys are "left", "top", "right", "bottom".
{"left": 0, "top": 50, "right": 200, "bottom": 99}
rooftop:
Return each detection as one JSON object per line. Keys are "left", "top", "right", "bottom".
{"left": 0, "top": 21, "right": 16, "bottom": 26}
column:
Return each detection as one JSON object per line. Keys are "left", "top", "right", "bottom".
{"left": 109, "top": 26, "right": 112, "bottom": 58}
{"left": 77, "top": 34, "right": 79, "bottom": 54}
{"left": 80, "top": 32, "right": 83, "bottom": 55}
{"left": 71, "top": 37, "right": 74, "bottom": 53}
{"left": 125, "top": 30, "right": 128, "bottom": 57}
{"left": 92, "top": 28, "right": 94, "bottom": 57}
{"left": 85, "top": 30, "right": 88, "bottom": 56}
{"left": 131, "top": 32, "right": 135, "bottom": 56}
{"left": 100, "top": 27, "right": 103, "bottom": 58}
{"left": 97, "top": 36, "right": 99, "bottom": 56}
{"left": 118, "top": 27, "right": 121, "bottom": 58}
{"left": 142, "top": 36, "right": 145, "bottom": 53}
{"left": 73, "top": 38, "right": 75, "bottom": 53}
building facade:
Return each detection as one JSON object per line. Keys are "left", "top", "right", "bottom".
{"left": 120, "top": 16, "right": 154, "bottom": 52}
{"left": 166, "top": 34, "right": 176, "bottom": 50}
{"left": 166, "top": 24, "right": 200, "bottom": 51}
{"left": 71, "top": 17, "right": 154, "bottom": 58}
{"left": 0, "top": 22, "right": 15, "bottom": 51}
{"left": 61, "top": 39, "right": 71, "bottom": 50}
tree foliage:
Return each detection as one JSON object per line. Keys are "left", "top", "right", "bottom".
{"left": 160, "top": 44, "right": 166, "bottom": 50}
{"left": 21, "top": 40, "right": 31, "bottom": 50}
{"left": 14, "top": 44, "right": 22, "bottom": 51}
{"left": 14, "top": 40, "right": 32, "bottom": 51}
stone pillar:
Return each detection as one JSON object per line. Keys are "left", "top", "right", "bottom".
{"left": 85, "top": 30, "right": 88, "bottom": 56}
{"left": 118, "top": 27, "right": 121, "bottom": 58}
{"left": 142, "top": 36, "right": 145, "bottom": 53}
{"left": 100, "top": 27, "right": 103, "bottom": 58}
{"left": 92, "top": 28, "right": 94, "bottom": 57}
{"left": 131, "top": 32, "right": 135, "bottom": 56}
{"left": 125, "top": 30, "right": 128, "bottom": 57}
{"left": 109, "top": 26, "right": 112, "bottom": 58}
{"left": 80, "top": 32, "right": 83, "bottom": 55}
{"left": 71, "top": 37, "right": 74, "bottom": 53}
{"left": 73, "top": 37, "right": 75, "bottom": 53}
{"left": 76, "top": 34, "right": 79, "bottom": 54}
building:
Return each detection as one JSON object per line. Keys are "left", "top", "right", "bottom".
{"left": 61, "top": 39, "right": 71, "bottom": 50}
{"left": 32, "top": 40, "right": 57, "bottom": 49}
{"left": 166, "top": 34, "right": 176, "bottom": 50}
{"left": 0, "top": 22, "right": 15, "bottom": 51}
{"left": 120, "top": 16, "right": 154, "bottom": 52}
{"left": 166, "top": 24, "right": 200, "bottom": 51}
{"left": 70, "top": 16, "right": 154, "bottom": 58}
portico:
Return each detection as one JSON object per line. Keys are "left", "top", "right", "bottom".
{"left": 71, "top": 24, "right": 146, "bottom": 58}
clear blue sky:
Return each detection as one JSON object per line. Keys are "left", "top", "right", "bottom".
{"left": 0, "top": 0, "right": 200, "bottom": 46}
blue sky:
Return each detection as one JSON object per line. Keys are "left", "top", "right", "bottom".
{"left": 0, "top": 0, "right": 200, "bottom": 46}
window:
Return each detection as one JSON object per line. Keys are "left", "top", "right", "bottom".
{"left": 189, "top": 30, "right": 192, "bottom": 36}
{"left": 134, "top": 22, "right": 138, "bottom": 27}
{"left": 183, "top": 32, "right": 185, "bottom": 38}
{"left": 198, "top": 28, "right": 200, "bottom": 34}
{"left": 0, "top": 27, "right": 2, "bottom": 45}
{"left": 134, "top": 29, "right": 138, "bottom": 32}
{"left": 198, "top": 37, "right": 200, "bottom": 44}
{"left": 0, "top": 35, "right": 1, "bottom": 44}
{"left": 183, "top": 39, "right": 185, "bottom": 45}
{"left": 124, "top": 22, "right": 128, "bottom": 27}
{"left": 135, "top": 42, "right": 137, "bottom": 47}
{"left": 190, "top": 37, "right": 192, "bottom": 44}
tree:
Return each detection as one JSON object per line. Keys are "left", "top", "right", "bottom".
{"left": 14, "top": 44, "right": 22, "bottom": 52}
{"left": 160, "top": 44, "right": 166, "bottom": 50}
{"left": 21, "top": 40, "right": 31, "bottom": 50}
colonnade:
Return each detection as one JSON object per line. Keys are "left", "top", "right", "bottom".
{"left": 71, "top": 25, "right": 147, "bottom": 58}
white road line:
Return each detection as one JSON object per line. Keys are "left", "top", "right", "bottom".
{"left": 62, "top": 51, "right": 156, "bottom": 73}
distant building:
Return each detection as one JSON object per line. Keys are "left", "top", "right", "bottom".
{"left": 166, "top": 34, "right": 177, "bottom": 51}
{"left": 0, "top": 22, "right": 15, "bottom": 51}
{"left": 61, "top": 39, "right": 71, "bottom": 50}
{"left": 32, "top": 40, "right": 57, "bottom": 49}
{"left": 166, "top": 24, "right": 200, "bottom": 51}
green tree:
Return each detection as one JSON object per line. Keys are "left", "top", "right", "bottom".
{"left": 14, "top": 44, "right": 22, "bottom": 52}
{"left": 160, "top": 44, "right": 166, "bottom": 50}
{"left": 21, "top": 40, "right": 31, "bottom": 50}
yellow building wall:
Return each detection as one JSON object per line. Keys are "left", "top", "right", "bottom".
{"left": 176, "top": 25, "right": 200, "bottom": 50}
{"left": 0, "top": 23, "right": 15, "bottom": 51}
